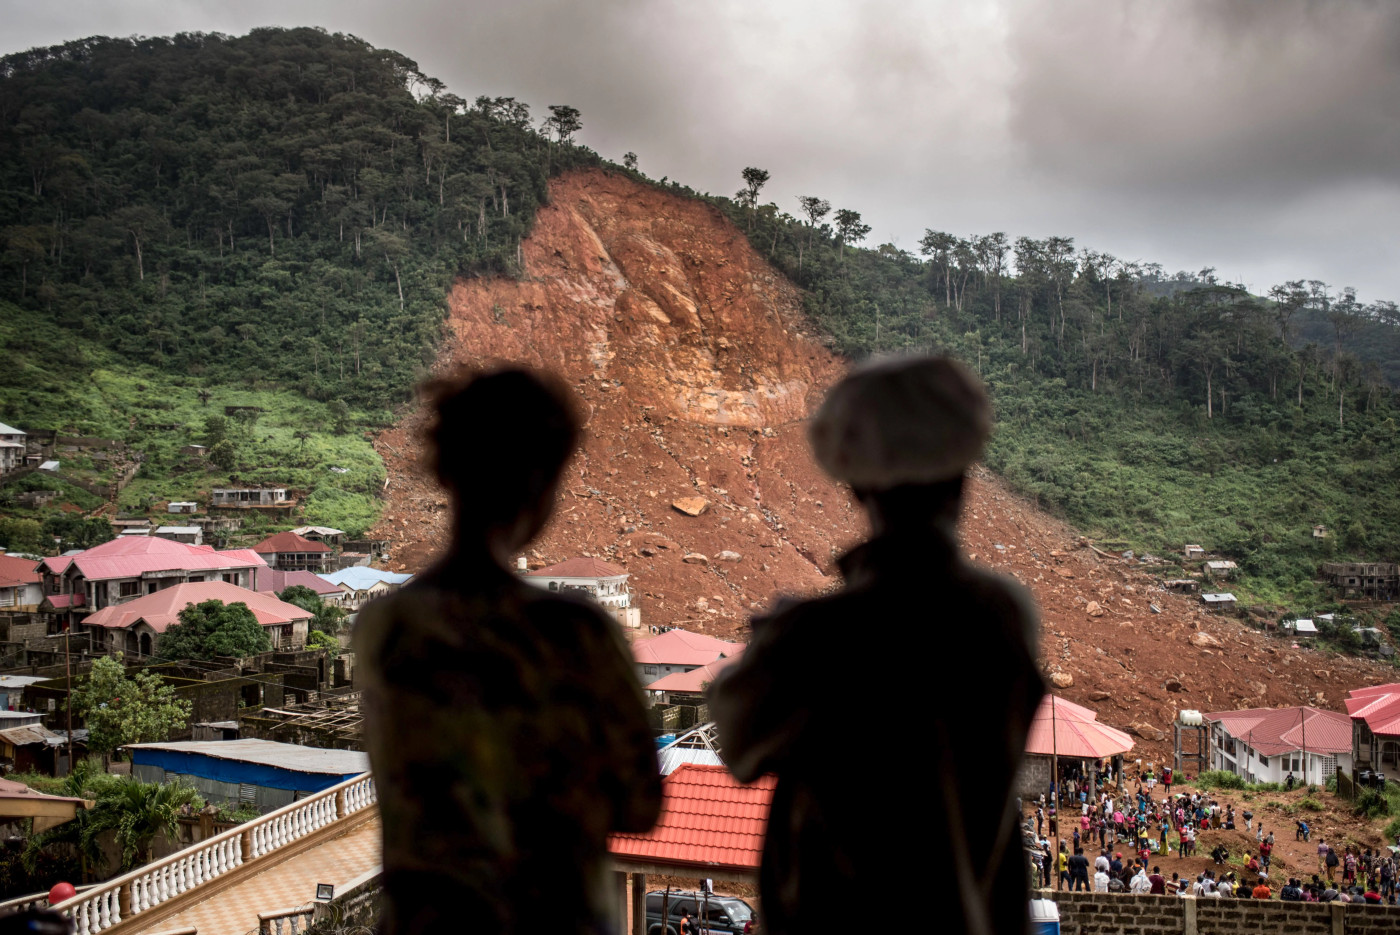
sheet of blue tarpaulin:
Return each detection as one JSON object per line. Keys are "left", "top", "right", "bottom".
{"left": 125, "top": 739, "right": 368, "bottom": 792}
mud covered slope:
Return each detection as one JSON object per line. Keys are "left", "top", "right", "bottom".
{"left": 372, "top": 168, "right": 1394, "bottom": 762}
{"left": 374, "top": 168, "right": 866, "bottom": 629}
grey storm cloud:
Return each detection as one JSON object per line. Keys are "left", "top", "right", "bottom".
{"left": 2, "top": 0, "right": 1397, "bottom": 299}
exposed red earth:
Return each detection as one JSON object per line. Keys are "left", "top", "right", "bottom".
{"left": 370, "top": 168, "right": 1397, "bottom": 768}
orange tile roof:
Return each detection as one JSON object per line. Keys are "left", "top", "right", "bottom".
{"left": 527, "top": 556, "right": 627, "bottom": 578}
{"left": 252, "top": 531, "right": 330, "bottom": 554}
{"left": 0, "top": 554, "right": 40, "bottom": 589}
{"left": 83, "top": 581, "right": 311, "bottom": 633}
{"left": 633, "top": 629, "right": 744, "bottom": 667}
{"left": 610, "top": 764, "right": 774, "bottom": 872}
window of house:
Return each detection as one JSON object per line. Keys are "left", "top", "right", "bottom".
{"left": 119, "top": 581, "right": 140, "bottom": 597}
{"left": 644, "top": 666, "right": 657, "bottom": 677}
{"left": 223, "top": 573, "right": 237, "bottom": 584}
{"left": 1259, "top": 756, "right": 1268, "bottom": 767}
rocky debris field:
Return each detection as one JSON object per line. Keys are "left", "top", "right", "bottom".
{"left": 371, "top": 168, "right": 1397, "bottom": 764}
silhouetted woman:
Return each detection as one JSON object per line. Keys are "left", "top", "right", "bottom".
{"left": 356, "top": 369, "right": 661, "bottom": 935}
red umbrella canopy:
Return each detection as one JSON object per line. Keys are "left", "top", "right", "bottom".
{"left": 1025, "top": 695, "right": 1135, "bottom": 759}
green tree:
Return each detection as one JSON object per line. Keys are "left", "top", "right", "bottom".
{"left": 306, "top": 629, "right": 340, "bottom": 653}
{"left": 736, "top": 167, "right": 770, "bottom": 230}
{"left": 155, "top": 599, "right": 273, "bottom": 661}
{"left": 278, "top": 585, "right": 347, "bottom": 634}
{"left": 70, "top": 657, "right": 191, "bottom": 758}
{"left": 42, "top": 515, "right": 115, "bottom": 552}
{"left": 623, "top": 152, "right": 638, "bottom": 171}
{"left": 543, "top": 104, "right": 582, "bottom": 143}
{"left": 207, "top": 438, "right": 236, "bottom": 471}
{"left": 201, "top": 415, "right": 230, "bottom": 448}
{"left": 0, "top": 517, "right": 46, "bottom": 554}
{"left": 833, "top": 208, "right": 871, "bottom": 258}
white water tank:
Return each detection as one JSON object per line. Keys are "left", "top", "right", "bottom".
{"left": 1179, "top": 709, "right": 1203, "bottom": 726}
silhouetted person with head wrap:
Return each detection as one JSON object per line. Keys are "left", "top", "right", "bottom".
{"left": 710, "top": 356, "right": 1044, "bottom": 935}
{"left": 356, "top": 369, "right": 661, "bottom": 935}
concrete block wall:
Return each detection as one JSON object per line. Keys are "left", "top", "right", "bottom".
{"left": 1042, "top": 890, "right": 1400, "bottom": 935}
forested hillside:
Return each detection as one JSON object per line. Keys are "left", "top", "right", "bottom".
{"left": 0, "top": 28, "right": 594, "bottom": 539}
{"left": 0, "top": 27, "right": 596, "bottom": 406}
{"left": 704, "top": 181, "right": 1400, "bottom": 606}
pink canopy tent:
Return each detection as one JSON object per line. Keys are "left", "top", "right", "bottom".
{"left": 1025, "top": 695, "right": 1135, "bottom": 759}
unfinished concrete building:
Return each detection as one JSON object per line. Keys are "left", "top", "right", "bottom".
{"left": 1321, "top": 562, "right": 1400, "bottom": 601}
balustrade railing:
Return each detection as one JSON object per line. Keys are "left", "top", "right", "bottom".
{"left": 257, "top": 905, "right": 315, "bottom": 935}
{"left": 49, "top": 773, "right": 375, "bottom": 935}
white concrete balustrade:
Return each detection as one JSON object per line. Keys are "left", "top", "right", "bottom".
{"left": 51, "top": 773, "right": 376, "bottom": 935}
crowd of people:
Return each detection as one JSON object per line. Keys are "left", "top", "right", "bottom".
{"left": 1022, "top": 764, "right": 1400, "bottom": 905}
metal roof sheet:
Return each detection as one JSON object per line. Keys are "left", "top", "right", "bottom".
{"left": 1205, "top": 706, "right": 1352, "bottom": 755}
{"left": 0, "top": 423, "right": 26, "bottom": 436}
{"left": 252, "top": 531, "right": 330, "bottom": 554}
{"left": 646, "top": 651, "right": 744, "bottom": 693}
{"left": 318, "top": 566, "right": 413, "bottom": 589}
{"left": 633, "top": 630, "right": 744, "bottom": 667}
{"left": 0, "top": 554, "right": 40, "bottom": 589}
{"left": 124, "top": 739, "right": 369, "bottom": 775}
{"left": 83, "top": 581, "right": 312, "bottom": 633}
{"left": 43, "top": 537, "right": 264, "bottom": 582}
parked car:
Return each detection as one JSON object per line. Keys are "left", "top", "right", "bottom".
{"left": 644, "top": 890, "right": 755, "bottom": 935}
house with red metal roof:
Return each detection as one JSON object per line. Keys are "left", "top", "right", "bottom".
{"left": 645, "top": 651, "right": 744, "bottom": 705}
{"left": 82, "top": 580, "right": 313, "bottom": 658}
{"left": 37, "top": 536, "right": 265, "bottom": 628}
{"left": 610, "top": 762, "right": 773, "bottom": 885}
{"left": 252, "top": 531, "right": 331, "bottom": 573}
{"left": 0, "top": 553, "right": 43, "bottom": 612}
{"left": 1345, "top": 683, "right": 1400, "bottom": 778}
{"left": 631, "top": 629, "right": 744, "bottom": 686}
{"left": 256, "top": 568, "right": 343, "bottom": 602}
{"left": 1203, "top": 705, "right": 1352, "bottom": 785}
{"left": 522, "top": 556, "right": 640, "bottom": 628}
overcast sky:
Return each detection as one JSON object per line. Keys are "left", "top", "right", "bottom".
{"left": 4, "top": 0, "right": 1398, "bottom": 301}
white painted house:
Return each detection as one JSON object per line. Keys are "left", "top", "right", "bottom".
{"left": 0, "top": 421, "right": 25, "bottom": 475}
{"left": 1204, "top": 706, "right": 1353, "bottom": 785}
{"left": 521, "top": 556, "right": 641, "bottom": 628}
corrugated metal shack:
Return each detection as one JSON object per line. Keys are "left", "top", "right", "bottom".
{"left": 125, "top": 739, "right": 368, "bottom": 812}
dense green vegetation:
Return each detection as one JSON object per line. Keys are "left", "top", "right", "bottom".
{"left": 0, "top": 27, "right": 599, "bottom": 544}
{"left": 0, "top": 27, "right": 597, "bottom": 405}
{"left": 0, "top": 299, "right": 385, "bottom": 539}
{"left": 711, "top": 174, "right": 1400, "bottom": 609}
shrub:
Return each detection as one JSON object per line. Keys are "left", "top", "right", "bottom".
{"left": 1386, "top": 816, "right": 1400, "bottom": 842}
{"left": 1324, "top": 775, "right": 1338, "bottom": 793}
{"left": 1197, "top": 770, "right": 1246, "bottom": 790}
{"left": 1299, "top": 798, "right": 1325, "bottom": 812}
{"left": 1355, "top": 788, "right": 1391, "bottom": 819}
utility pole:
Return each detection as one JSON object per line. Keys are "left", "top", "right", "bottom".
{"left": 64, "top": 624, "right": 73, "bottom": 775}
{"left": 1052, "top": 696, "right": 1060, "bottom": 890}
{"left": 1301, "top": 707, "right": 1308, "bottom": 788}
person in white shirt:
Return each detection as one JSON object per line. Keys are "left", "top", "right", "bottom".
{"left": 1094, "top": 869, "right": 1111, "bottom": 893}
{"left": 1192, "top": 875, "right": 1207, "bottom": 896}
{"left": 1130, "top": 867, "right": 1151, "bottom": 894}
{"left": 1095, "top": 853, "right": 1111, "bottom": 874}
